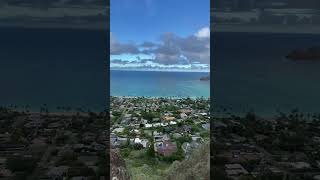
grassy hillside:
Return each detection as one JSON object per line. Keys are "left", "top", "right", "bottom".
{"left": 165, "top": 141, "right": 210, "bottom": 180}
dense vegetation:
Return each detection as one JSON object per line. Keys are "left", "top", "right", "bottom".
{"left": 165, "top": 141, "right": 210, "bottom": 180}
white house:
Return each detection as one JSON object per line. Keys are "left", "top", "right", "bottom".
{"left": 112, "top": 128, "right": 125, "bottom": 133}
{"left": 180, "top": 113, "right": 188, "bottom": 119}
{"left": 134, "top": 137, "right": 149, "bottom": 148}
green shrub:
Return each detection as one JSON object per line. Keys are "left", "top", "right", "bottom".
{"left": 120, "top": 148, "right": 131, "bottom": 158}
{"left": 145, "top": 142, "right": 155, "bottom": 158}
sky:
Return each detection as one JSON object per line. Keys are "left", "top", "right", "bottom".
{"left": 110, "top": 0, "right": 210, "bottom": 72}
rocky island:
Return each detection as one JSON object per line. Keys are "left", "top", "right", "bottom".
{"left": 286, "top": 46, "right": 320, "bottom": 61}
{"left": 200, "top": 76, "right": 210, "bottom": 81}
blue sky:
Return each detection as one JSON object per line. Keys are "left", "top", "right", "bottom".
{"left": 110, "top": 0, "right": 210, "bottom": 72}
{"left": 111, "top": 0, "right": 210, "bottom": 43}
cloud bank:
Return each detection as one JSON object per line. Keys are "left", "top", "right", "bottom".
{"left": 110, "top": 27, "right": 210, "bottom": 72}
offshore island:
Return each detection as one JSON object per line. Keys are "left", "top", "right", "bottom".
{"left": 286, "top": 47, "right": 320, "bottom": 61}
{"left": 200, "top": 76, "right": 210, "bottom": 81}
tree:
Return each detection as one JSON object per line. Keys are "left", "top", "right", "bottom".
{"left": 146, "top": 141, "right": 155, "bottom": 158}
{"left": 132, "top": 143, "right": 144, "bottom": 150}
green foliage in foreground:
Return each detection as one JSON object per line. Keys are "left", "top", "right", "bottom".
{"left": 145, "top": 141, "right": 155, "bottom": 158}
{"left": 124, "top": 141, "right": 210, "bottom": 180}
{"left": 165, "top": 141, "right": 210, "bottom": 180}
{"left": 157, "top": 148, "right": 184, "bottom": 163}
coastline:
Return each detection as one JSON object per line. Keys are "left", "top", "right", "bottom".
{"left": 0, "top": 106, "right": 106, "bottom": 115}
{"left": 110, "top": 70, "right": 210, "bottom": 98}
{"left": 111, "top": 95, "right": 210, "bottom": 100}
{"left": 110, "top": 69, "right": 210, "bottom": 73}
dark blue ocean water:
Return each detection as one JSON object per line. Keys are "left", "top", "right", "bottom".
{"left": 110, "top": 70, "right": 210, "bottom": 98}
{"left": 212, "top": 32, "right": 320, "bottom": 116}
{"left": 1, "top": 28, "right": 320, "bottom": 115}
{"left": 0, "top": 27, "right": 107, "bottom": 111}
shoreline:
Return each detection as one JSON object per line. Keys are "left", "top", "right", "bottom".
{"left": 110, "top": 69, "right": 210, "bottom": 73}
{"left": 0, "top": 106, "right": 106, "bottom": 115}
{"left": 111, "top": 95, "right": 210, "bottom": 100}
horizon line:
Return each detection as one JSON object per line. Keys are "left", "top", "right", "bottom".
{"left": 110, "top": 69, "right": 210, "bottom": 73}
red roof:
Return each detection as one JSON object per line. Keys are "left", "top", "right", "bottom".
{"left": 157, "top": 141, "right": 177, "bottom": 157}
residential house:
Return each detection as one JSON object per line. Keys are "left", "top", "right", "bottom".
{"left": 134, "top": 138, "right": 149, "bottom": 148}
{"left": 180, "top": 113, "right": 188, "bottom": 119}
{"left": 156, "top": 140, "right": 178, "bottom": 157}
{"left": 169, "top": 121, "right": 177, "bottom": 125}
{"left": 191, "top": 135, "right": 202, "bottom": 142}
{"left": 177, "top": 125, "right": 192, "bottom": 134}
{"left": 112, "top": 128, "right": 125, "bottom": 134}
{"left": 162, "top": 116, "right": 175, "bottom": 121}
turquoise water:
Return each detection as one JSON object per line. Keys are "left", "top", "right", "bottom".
{"left": 110, "top": 70, "right": 210, "bottom": 98}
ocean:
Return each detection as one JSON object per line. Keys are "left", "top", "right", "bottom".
{"left": 2, "top": 27, "right": 320, "bottom": 116}
{"left": 212, "top": 32, "right": 320, "bottom": 117}
{"left": 110, "top": 70, "right": 210, "bottom": 98}
{"left": 0, "top": 27, "right": 107, "bottom": 112}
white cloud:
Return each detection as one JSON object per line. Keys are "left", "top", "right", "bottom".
{"left": 110, "top": 27, "right": 210, "bottom": 71}
{"left": 194, "top": 27, "right": 210, "bottom": 39}
{"left": 110, "top": 59, "right": 209, "bottom": 72}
